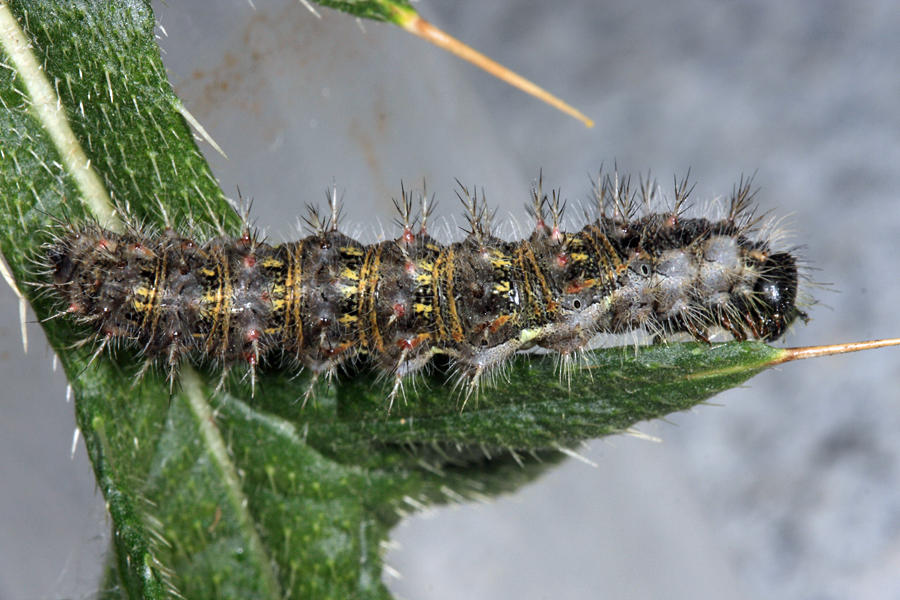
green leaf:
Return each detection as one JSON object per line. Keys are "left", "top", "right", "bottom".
{"left": 310, "top": 342, "right": 782, "bottom": 463}
{"left": 305, "top": 0, "right": 415, "bottom": 24}
{"left": 0, "top": 2, "right": 790, "bottom": 599}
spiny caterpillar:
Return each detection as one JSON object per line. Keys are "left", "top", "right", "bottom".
{"left": 43, "top": 172, "right": 807, "bottom": 407}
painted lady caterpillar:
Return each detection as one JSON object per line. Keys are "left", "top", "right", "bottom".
{"left": 44, "top": 171, "right": 806, "bottom": 406}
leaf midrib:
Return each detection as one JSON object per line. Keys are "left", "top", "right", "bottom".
{"left": 178, "top": 369, "right": 283, "bottom": 597}
{"left": 0, "top": 1, "right": 119, "bottom": 230}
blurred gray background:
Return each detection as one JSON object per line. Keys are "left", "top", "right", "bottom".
{"left": 2, "top": 0, "right": 899, "bottom": 598}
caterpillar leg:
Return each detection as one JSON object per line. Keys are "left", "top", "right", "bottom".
{"left": 240, "top": 338, "right": 261, "bottom": 397}
{"left": 300, "top": 365, "right": 340, "bottom": 408}
{"left": 131, "top": 358, "right": 155, "bottom": 389}
{"left": 384, "top": 348, "right": 437, "bottom": 413}
{"left": 718, "top": 311, "right": 747, "bottom": 341}
{"left": 78, "top": 333, "right": 111, "bottom": 378}
{"left": 683, "top": 318, "right": 711, "bottom": 344}
{"left": 384, "top": 349, "right": 411, "bottom": 412}
{"left": 300, "top": 370, "right": 321, "bottom": 408}
{"left": 214, "top": 365, "right": 232, "bottom": 396}
{"left": 165, "top": 344, "right": 182, "bottom": 394}
{"left": 455, "top": 337, "right": 526, "bottom": 410}
{"left": 458, "top": 364, "right": 484, "bottom": 411}
{"left": 555, "top": 349, "right": 591, "bottom": 391}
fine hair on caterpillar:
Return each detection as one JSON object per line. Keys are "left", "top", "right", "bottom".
{"left": 40, "top": 170, "right": 809, "bottom": 409}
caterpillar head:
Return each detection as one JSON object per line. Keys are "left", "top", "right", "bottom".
{"left": 751, "top": 251, "right": 806, "bottom": 341}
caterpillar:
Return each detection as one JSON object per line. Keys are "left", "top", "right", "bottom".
{"left": 43, "top": 171, "right": 807, "bottom": 407}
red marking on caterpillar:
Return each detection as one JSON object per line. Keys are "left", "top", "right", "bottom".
{"left": 42, "top": 171, "right": 808, "bottom": 407}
